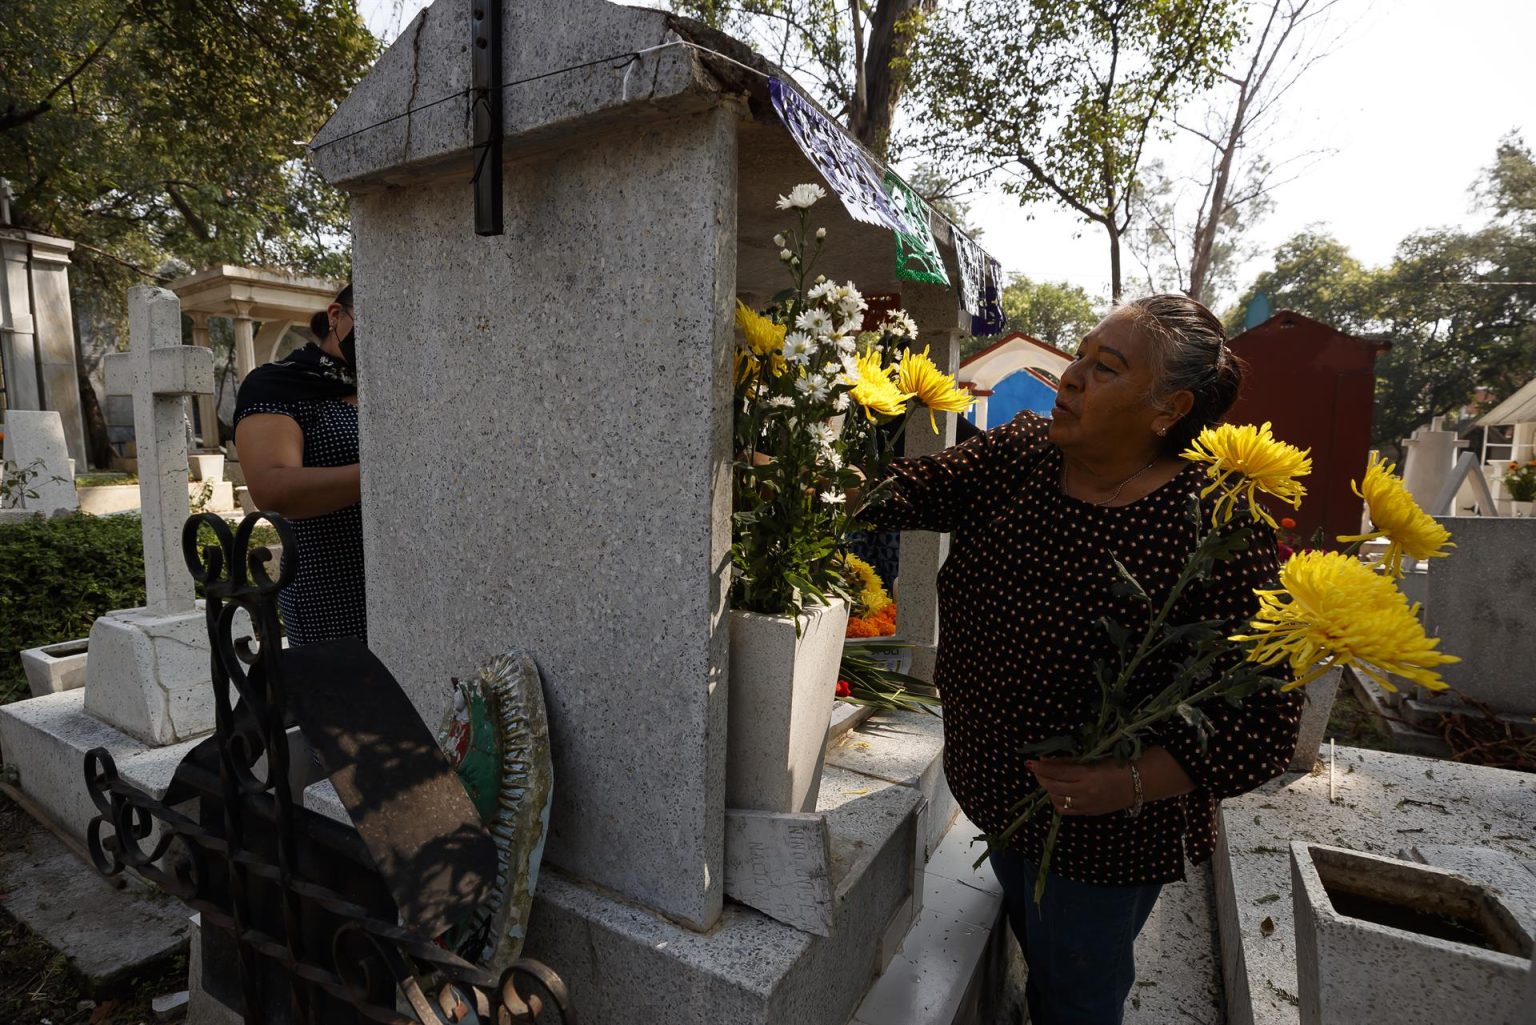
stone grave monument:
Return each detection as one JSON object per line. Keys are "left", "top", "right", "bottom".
{"left": 0, "top": 408, "right": 78, "bottom": 517}
{"left": 1418, "top": 515, "right": 1536, "bottom": 718}
{"left": 0, "top": 225, "right": 88, "bottom": 465}
{"left": 0, "top": 285, "right": 218, "bottom": 838}
{"left": 307, "top": 1, "right": 987, "bottom": 1021}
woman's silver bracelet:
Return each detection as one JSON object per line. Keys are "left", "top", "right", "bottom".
{"left": 1127, "top": 761, "right": 1145, "bottom": 819}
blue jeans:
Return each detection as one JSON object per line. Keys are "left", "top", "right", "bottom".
{"left": 990, "top": 848, "right": 1163, "bottom": 1025}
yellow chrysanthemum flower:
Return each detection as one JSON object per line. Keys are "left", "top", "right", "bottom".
{"left": 846, "top": 349, "right": 913, "bottom": 420}
{"left": 1336, "top": 454, "right": 1454, "bottom": 578}
{"left": 1233, "top": 550, "right": 1457, "bottom": 694}
{"left": 896, "top": 347, "right": 973, "bottom": 432}
{"left": 839, "top": 552, "right": 893, "bottom": 616}
{"left": 735, "top": 300, "right": 785, "bottom": 357}
{"left": 1181, "top": 422, "right": 1312, "bottom": 528}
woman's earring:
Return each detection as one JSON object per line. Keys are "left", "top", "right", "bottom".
{"left": 1156, "top": 427, "right": 1168, "bottom": 437}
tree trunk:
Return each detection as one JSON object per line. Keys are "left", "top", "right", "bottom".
{"left": 851, "top": 0, "right": 935, "bottom": 157}
{"left": 1107, "top": 222, "right": 1123, "bottom": 301}
{"left": 76, "top": 366, "right": 113, "bottom": 471}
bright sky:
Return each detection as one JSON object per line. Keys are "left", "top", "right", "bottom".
{"left": 356, "top": 0, "right": 1535, "bottom": 309}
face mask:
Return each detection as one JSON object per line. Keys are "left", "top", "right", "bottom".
{"left": 339, "top": 327, "right": 357, "bottom": 373}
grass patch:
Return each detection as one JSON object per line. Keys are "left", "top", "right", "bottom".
{"left": 74, "top": 472, "right": 138, "bottom": 488}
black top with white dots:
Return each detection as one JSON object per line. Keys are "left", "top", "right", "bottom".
{"left": 870, "top": 412, "right": 1302, "bottom": 886}
{"left": 233, "top": 398, "right": 367, "bottom": 647}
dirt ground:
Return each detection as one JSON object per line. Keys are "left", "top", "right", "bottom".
{"left": 0, "top": 795, "right": 187, "bottom": 1025}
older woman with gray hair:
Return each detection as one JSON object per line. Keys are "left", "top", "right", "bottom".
{"left": 866, "top": 294, "right": 1301, "bottom": 1025}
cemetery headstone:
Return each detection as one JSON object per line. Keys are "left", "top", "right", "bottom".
{"left": 1424, "top": 516, "right": 1536, "bottom": 716}
{"left": 308, "top": 1, "right": 972, "bottom": 1020}
{"left": 1, "top": 409, "right": 78, "bottom": 514}
{"left": 84, "top": 286, "right": 217, "bottom": 744}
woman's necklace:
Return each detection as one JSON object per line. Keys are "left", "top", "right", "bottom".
{"left": 1064, "top": 456, "right": 1159, "bottom": 507}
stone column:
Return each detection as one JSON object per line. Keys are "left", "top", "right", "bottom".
{"left": 231, "top": 304, "right": 256, "bottom": 382}
{"left": 188, "top": 313, "right": 220, "bottom": 449}
{"left": 897, "top": 286, "right": 969, "bottom": 684}
{"left": 253, "top": 320, "right": 289, "bottom": 368}
{"left": 0, "top": 232, "right": 41, "bottom": 410}
{"left": 24, "top": 232, "right": 87, "bottom": 466}
{"left": 972, "top": 393, "right": 989, "bottom": 430}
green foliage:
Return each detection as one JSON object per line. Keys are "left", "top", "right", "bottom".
{"left": 910, "top": 0, "right": 1244, "bottom": 298}
{"left": 0, "top": 514, "right": 146, "bottom": 704}
{"left": 965, "top": 273, "right": 1105, "bottom": 357}
{"left": 1227, "top": 137, "right": 1536, "bottom": 460}
{"left": 0, "top": 0, "right": 377, "bottom": 323}
{"left": 0, "top": 459, "right": 67, "bottom": 509}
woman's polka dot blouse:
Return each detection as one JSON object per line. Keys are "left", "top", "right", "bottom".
{"left": 233, "top": 398, "right": 367, "bottom": 647}
{"left": 869, "top": 412, "right": 1302, "bottom": 886}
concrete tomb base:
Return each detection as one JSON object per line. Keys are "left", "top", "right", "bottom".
{"left": 0, "top": 688, "right": 203, "bottom": 844}
{"left": 1292, "top": 841, "right": 1532, "bottom": 1025}
{"left": 1214, "top": 747, "right": 1536, "bottom": 1025}
{"left": 82, "top": 606, "right": 216, "bottom": 746}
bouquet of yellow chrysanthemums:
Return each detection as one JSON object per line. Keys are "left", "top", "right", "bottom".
{"left": 731, "top": 184, "right": 972, "bottom": 617}
{"left": 986, "top": 424, "right": 1459, "bottom": 901}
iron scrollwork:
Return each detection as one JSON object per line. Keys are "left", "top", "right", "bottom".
{"left": 83, "top": 512, "right": 574, "bottom": 1024}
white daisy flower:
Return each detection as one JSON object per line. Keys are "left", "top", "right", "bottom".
{"left": 819, "top": 489, "right": 846, "bottom": 505}
{"left": 833, "top": 392, "right": 851, "bottom": 412}
{"left": 766, "top": 395, "right": 795, "bottom": 408}
{"left": 795, "top": 374, "right": 830, "bottom": 402}
{"left": 776, "top": 183, "right": 828, "bottom": 210}
{"left": 825, "top": 450, "right": 844, "bottom": 470}
{"left": 882, "top": 311, "right": 919, "bottom": 340}
{"left": 782, "top": 332, "right": 816, "bottom": 364}
{"left": 810, "top": 422, "right": 837, "bottom": 448}
{"left": 806, "top": 280, "right": 838, "bottom": 302}
{"left": 795, "top": 308, "right": 834, "bottom": 337}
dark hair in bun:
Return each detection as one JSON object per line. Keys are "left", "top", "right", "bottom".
{"left": 309, "top": 283, "right": 353, "bottom": 342}
{"left": 1120, "top": 293, "right": 1245, "bottom": 455}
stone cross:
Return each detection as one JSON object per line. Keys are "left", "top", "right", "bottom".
{"left": 105, "top": 286, "right": 213, "bottom": 615}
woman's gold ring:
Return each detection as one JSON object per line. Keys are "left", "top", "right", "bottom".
{"left": 1063, "top": 795, "right": 1074, "bottom": 811}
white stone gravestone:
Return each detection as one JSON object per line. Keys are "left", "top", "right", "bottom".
{"left": 85, "top": 286, "right": 217, "bottom": 744}
{"left": 309, "top": 1, "right": 970, "bottom": 1021}
{"left": 1, "top": 409, "right": 79, "bottom": 514}
{"left": 0, "top": 286, "right": 219, "bottom": 845}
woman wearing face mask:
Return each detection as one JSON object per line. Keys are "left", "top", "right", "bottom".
{"left": 233, "top": 284, "right": 367, "bottom": 646}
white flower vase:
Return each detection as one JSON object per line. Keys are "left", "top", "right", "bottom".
{"left": 727, "top": 598, "right": 850, "bottom": 813}
{"left": 1513, "top": 499, "right": 1534, "bottom": 517}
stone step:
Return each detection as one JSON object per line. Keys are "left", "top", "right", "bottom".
{"left": 0, "top": 810, "right": 192, "bottom": 993}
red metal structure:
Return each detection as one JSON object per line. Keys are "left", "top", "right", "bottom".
{"left": 1225, "top": 311, "right": 1391, "bottom": 548}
